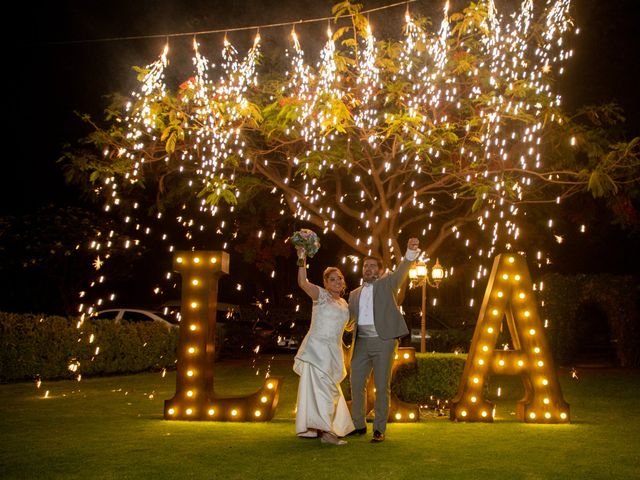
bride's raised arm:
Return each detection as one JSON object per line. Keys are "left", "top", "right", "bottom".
{"left": 296, "top": 248, "right": 320, "bottom": 301}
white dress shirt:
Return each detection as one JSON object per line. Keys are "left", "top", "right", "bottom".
{"left": 358, "top": 283, "right": 375, "bottom": 326}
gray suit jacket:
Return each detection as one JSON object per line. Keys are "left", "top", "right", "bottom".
{"left": 348, "top": 258, "right": 412, "bottom": 341}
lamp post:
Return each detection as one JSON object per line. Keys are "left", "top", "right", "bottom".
{"left": 409, "top": 258, "right": 445, "bottom": 353}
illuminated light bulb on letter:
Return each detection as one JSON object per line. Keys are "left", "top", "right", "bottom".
{"left": 187, "top": 390, "right": 193, "bottom": 397}
{"left": 188, "top": 347, "right": 195, "bottom": 354}
{"left": 471, "top": 396, "right": 477, "bottom": 403}
{"left": 542, "top": 378, "right": 549, "bottom": 386}
{"left": 193, "top": 257, "right": 200, "bottom": 264}
{"left": 254, "top": 410, "right": 261, "bottom": 417}
{"left": 492, "top": 309, "right": 499, "bottom": 316}
{"left": 529, "top": 329, "right": 536, "bottom": 335}
{"left": 481, "top": 411, "right": 488, "bottom": 417}
{"left": 267, "top": 382, "right": 274, "bottom": 390}
{"left": 543, "top": 398, "right": 550, "bottom": 404}
{"left": 487, "top": 327, "right": 494, "bottom": 333}
{"left": 519, "top": 292, "right": 525, "bottom": 299}
{"left": 192, "top": 279, "right": 199, "bottom": 286}
{"left": 403, "top": 353, "right": 410, "bottom": 359}
{"left": 187, "top": 370, "right": 194, "bottom": 377}
{"left": 517, "top": 360, "right": 524, "bottom": 367}
{"left": 545, "top": 412, "right": 551, "bottom": 419}
{"left": 190, "top": 302, "right": 198, "bottom": 309}
{"left": 497, "top": 291, "right": 504, "bottom": 298}
{"left": 189, "top": 325, "right": 197, "bottom": 331}
{"left": 478, "top": 359, "right": 485, "bottom": 365}
{"left": 231, "top": 409, "right": 238, "bottom": 417}
{"left": 168, "top": 408, "right": 175, "bottom": 415}
{"left": 473, "top": 377, "right": 479, "bottom": 384}
{"left": 260, "top": 396, "right": 268, "bottom": 403}
{"left": 461, "top": 410, "right": 468, "bottom": 417}
{"left": 498, "top": 360, "right": 505, "bottom": 366}
{"left": 514, "top": 275, "right": 521, "bottom": 281}
{"left": 208, "top": 409, "right": 215, "bottom": 416}
{"left": 502, "top": 274, "right": 509, "bottom": 280}
{"left": 508, "top": 257, "right": 515, "bottom": 263}
{"left": 186, "top": 408, "right": 193, "bottom": 415}
{"left": 395, "top": 413, "right": 402, "bottom": 420}
{"left": 537, "top": 361, "right": 544, "bottom": 367}
{"left": 524, "top": 311, "right": 531, "bottom": 317}
{"left": 210, "top": 257, "right": 217, "bottom": 264}
{"left": 529, "top": 412, "right": 536, "bottom": 419}
{"left": 409, "top": 413, "right": 415, "bottom": 420}
{"left": 177, "top": 257, "right": 183, "bottom": 264}
{"left": 560, "top": 412, "right": 567, "bottom": 420}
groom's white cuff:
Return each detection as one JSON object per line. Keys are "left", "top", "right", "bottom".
{"left": 404, "top": 249, "right": 420, "bottom": 261}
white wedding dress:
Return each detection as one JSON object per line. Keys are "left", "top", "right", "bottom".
{"left": 294, "top": 288, "right": 355, "bottom": 438}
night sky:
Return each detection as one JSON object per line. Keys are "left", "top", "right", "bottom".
{"left": 7, "top": 0, "right": 640, "bottom": 272}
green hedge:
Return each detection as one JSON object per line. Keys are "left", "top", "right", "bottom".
{"left": 391, "top": 353, "right": 467, "bottom": 402}
{"left": 0, "top": 312, "right": 179, "bottom": 382}
{"left": 1, "top": 312, "right": 470, "bottom": 402}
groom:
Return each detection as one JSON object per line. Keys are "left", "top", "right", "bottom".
{"left": 347, "top": 238, "right": 419, "bottom": 443}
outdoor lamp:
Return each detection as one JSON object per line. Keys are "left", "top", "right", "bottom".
{"left": 431, "top": 259, "right": 444, "bottom": 285}
{"left": 416, "top": 263, "right": 428, "bottom": 279}
{"left": 409, "top": 257, "right": 446, "bottom": 353}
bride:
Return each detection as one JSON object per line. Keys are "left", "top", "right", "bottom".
{"left": 293, "top": 248, "right": 355, "bottom": 445}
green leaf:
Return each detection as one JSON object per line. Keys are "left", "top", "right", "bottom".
{"left": 165, "top": 131, "right": 177, "bottom": 154}
{"left": 220, "top": 188, "right": 238, "bottom": 205}
{"left": 471, "top": 186, "right": 490, "bottom": 212}
{"left": 588, "top": 170, "right": 618, "bottom": 198}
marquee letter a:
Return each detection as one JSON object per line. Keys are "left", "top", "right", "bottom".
{"left": 450, "top": 254, "right": 570, "bottom": 423}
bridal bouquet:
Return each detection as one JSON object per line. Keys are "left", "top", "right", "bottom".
{"left": 291, "top": 229, "right": 320, "bottom": 266}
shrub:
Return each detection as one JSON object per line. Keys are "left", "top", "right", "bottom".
{"left": 0, "top": 312, "right": 179, "bottom": 382}
{"left": 391, "top": 353, "right": 467, "bottom": 403}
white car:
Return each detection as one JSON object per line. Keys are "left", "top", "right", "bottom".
{"left": 276, "top": 334, "right": 301, "bottom": 350}
{"left": 93, "top": 309, "right": 178, "bottom": 329}
{"left": 274, "top": 320, "right": 308, "bottom": 351}
{"left": 410, "top": 328, "right": 432, "bottom": 343}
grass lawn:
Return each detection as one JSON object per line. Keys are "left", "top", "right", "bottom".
{"left": 1, "top": 354, "right": 639, "bottom": 479}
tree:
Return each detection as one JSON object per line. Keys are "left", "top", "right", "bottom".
{"left": 0, "top": 205, "right": 146, "bottom": 315}
{"left": 65, "top": 0, "right": 639, "bottom": 275}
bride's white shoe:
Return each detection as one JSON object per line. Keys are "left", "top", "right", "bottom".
{"left": 320, "top": 432, "right": 347, "bottom": 445}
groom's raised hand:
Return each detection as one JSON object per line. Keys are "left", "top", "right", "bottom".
{"left": 406, "top": 237, "right": 420, "bottom": 261}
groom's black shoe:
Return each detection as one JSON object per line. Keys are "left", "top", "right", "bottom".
{"left": 347, "top": 427, "right": 367, "bottom": 436}
{"left": 371, "top": 431, "right": 385, "bottom": 443}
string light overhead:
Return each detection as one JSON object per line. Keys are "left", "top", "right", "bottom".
{"left": 52, "top": 0, "right": 420, "bottom": 45}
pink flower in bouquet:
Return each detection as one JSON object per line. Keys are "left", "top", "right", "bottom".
{"left": 291, "top": 229, "right": 320, "bottom": 266}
